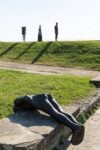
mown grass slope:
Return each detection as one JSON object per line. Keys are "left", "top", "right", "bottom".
{"left": 0, "top": 41, "right": 100, "bottom": 70}
{"left": 0, "top": 69, "right": 94, "bottom": 118}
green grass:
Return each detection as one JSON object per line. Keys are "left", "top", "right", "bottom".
{"left": 0, "top": 69, "right": 94, "bottom": 118}
{"left": 0, "top": 41, "right": 100, "bottom": 70}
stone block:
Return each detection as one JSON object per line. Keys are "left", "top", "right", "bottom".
{"left": 0, "top": 106, "right": 79, "bottom": 150}
{"left": 90, "top": 76, "right": 100, "bottom": 88}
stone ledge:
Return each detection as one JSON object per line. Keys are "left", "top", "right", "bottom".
{"left": 0, "top": 106, "right": 80, "bottom": 150}
{"left": 90, "top": 76, "right": 100, "bottom": 88}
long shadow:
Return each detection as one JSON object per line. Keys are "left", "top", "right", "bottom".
{"left": 31, "top": 42, "right": 52, "bottom": 64}
{"left": 15, "top": 42, "right": 36, "bottom": 60}
{"left": 0, "top": 43, "right": 19, "bottom": 56}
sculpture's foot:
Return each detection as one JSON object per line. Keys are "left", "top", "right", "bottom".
{"left": 71, "top": 125, "right": 85, "bottom": 145}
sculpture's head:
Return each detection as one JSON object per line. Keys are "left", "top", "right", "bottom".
{"left": 13, "top": 102, "right": 34, "bottom": 113}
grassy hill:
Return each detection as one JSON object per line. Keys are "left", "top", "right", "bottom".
{"left": 0, "top": 41, "right": 100, "bottom": 70}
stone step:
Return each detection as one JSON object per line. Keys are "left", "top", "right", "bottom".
{"left": 0, "top": 106, "right": 80, "bottom": 150}
{"left": 90, "top": 76, "right": 100, "bottom": 88}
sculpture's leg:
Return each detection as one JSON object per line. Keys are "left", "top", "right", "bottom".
{"left": 46, "top": 94, "right": 85, "bottom": 145}
{"left": 36, "top": 97, "right": 80, "bottom": 132}
{"left": 47, "top": 94, "right": 80, "bottom": 125}
{"left": 55, "top": 34, "right": 57, "bottom": 41}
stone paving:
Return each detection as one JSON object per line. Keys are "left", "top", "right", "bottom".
{"left": 67, "top": 108, "right": 100, "bottom": 150}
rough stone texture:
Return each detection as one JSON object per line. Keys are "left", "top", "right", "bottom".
{"left": 0, "top": 106, "right": 79, "bottom": 150}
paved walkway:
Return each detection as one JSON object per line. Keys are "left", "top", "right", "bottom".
{"left": 0, "top": 60, "right": 100, "bottom": 77}
{"left": 68, "top": 108, "right": 100, "bottom": 150}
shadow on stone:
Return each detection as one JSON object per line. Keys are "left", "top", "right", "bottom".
{"left": 9, "top": 110, "right": 57, "bottom": 128}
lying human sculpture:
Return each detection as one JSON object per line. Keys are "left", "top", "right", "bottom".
{"left": 13, "top": 93, "right": 85, "bottom": 145}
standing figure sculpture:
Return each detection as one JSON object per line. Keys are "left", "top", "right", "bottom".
{"left": 21, "top": 26, "right": 26, "bottom": 42}
{"left": 54, "top": 22, "right": 58, "bottom": 41}
{"left": 38, "top": 25, "right": 42, "bottom": 41}
{"left": 13, "top": 93, "right": 85, "bottom": 145}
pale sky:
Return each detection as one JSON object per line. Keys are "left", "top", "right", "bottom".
{"left": 0, "top": 0, "right": 100, "bottom": 42}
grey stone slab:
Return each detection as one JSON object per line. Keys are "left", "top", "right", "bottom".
{"left": 90, "top": 76, "right": 100, "bottom": 87}
{"left": 0, "top": 106, "right": 79, "bottom": 150}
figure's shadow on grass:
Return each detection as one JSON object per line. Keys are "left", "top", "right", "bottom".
{"left": 31, "top": 42, "right": 52, "bottom": 64}
{"left": 0, "top": 43, "right": 19, "bottom": 56}
{"left": 14, "top": 42, "right": 36, "bottom": 60}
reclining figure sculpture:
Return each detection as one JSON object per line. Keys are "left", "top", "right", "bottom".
{"left": 13, "top": 93, "right": 85, "bottom": 145}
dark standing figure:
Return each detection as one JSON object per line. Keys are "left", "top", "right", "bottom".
{"left": 13, "top": 93, "right": 85, "bottom": 145}
{"left": 21, "top": 26, "right": 26, "bottom": 42}
{"left": 38, "top": 25, "right": 42, "bottom": 41}
{"left": 54, "top": 22, "right": 58, "bottom": 41}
